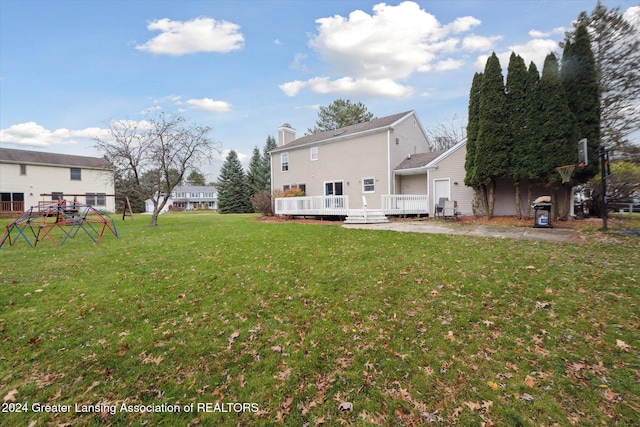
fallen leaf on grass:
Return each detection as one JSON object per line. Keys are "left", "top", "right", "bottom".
{"left": 142, "top": 355, "right": 164, "bottom": 365}
{"left": 464, "top": 401, "right": 481, "bottom": 411}
{"left": 225, "top": 330, "right": 240, "bottom": 350}
{"left": 519, "top": 393, "right": 535, "bottom": 401}
{"left": 3, "top": 389, "right": 18, "bottom": 403}
{"left": 524, "top": 375, "right": 536, "bottom": 388}
{"left": 616, "top": 339, "right": 631, "bottom": 352}
{"left": 487, "top": 381, "right": 499, "bottom": 391}
{"left": 83, "top": 381, "right": 100, "bottom": 395}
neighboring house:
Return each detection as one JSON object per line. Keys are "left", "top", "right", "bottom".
{"left": 144, "top": 185, "right": 217, "bottom": 214}
{"left": 270, "top": 110, "right": 475, "bottom": 219}
{"left": 0, "top": 147, "right": 115, "bottom": 213}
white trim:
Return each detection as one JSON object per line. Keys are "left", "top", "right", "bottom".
{"left": 433, "top": 178, "right": 451, "bottom": 209}
{"left": 362, "top": 177, "right": 375, "bottom": 193}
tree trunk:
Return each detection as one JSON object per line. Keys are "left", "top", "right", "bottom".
{"left": 515, "top": 182, "right": 521, "bottom": 219}
{"left": 487, "top": 179, "right": 496, "bottom": 218}
{"left": 526, "top": 183, "right": 532, "bottom": 219}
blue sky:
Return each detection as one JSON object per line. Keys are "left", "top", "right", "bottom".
{"left": 1, "top": 0, "right": 638, "bottom": 181}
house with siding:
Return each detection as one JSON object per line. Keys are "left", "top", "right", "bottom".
{"left": 144, "top": 185, "right": 217, "bottom": 214}
{"left": 269, "top": 111, "right": 475, "bottom": 221}
{"left": 0, "top": 147, "right": 115, "bottom": 213}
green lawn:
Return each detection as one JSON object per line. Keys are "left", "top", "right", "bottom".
{"left": 1, "top": 212, "right": 638, "bottom": 426}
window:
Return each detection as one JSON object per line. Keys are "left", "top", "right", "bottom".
{"left": 363, "top": 177, "right": 375, "bottom": 193}
{"left": 298, "top": 184, "right": 306, "bottom": 194}
{"left": 20, "top": 164, "right": 27, "bottom": 175}
{"left": 310, "top": 146, "right": 318, "bottom": 161}
{"left": 281, "top": 153, "right": 289, "bottom": 172}
{"left": 52, "top": 192, "right": 63, "bottom": 201}
{"left": 283, "top": 184, "right": 291, "bottom": 191}
{"left": 70, "top": 168, "right": 81, "bottom": 181}
{"left": 86, "top": 193, "right": 106, "bottom": 206}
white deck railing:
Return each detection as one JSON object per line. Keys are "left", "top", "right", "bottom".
{"left": 275, "top": 194, "right": 431, "bottom": 216}
{"left": 381, "top": 194, "right": 430, "bottom": 215}
{"left": 275, "top": 195, "right": 349, "bottom": 216}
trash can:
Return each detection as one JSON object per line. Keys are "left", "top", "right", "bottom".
{"left": 533, "top": 203, "right": 552, "bottom": 228}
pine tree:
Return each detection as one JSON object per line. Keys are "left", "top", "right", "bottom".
{"left": 524, "top": 62, "right": 544, "bottom": 181}
{"left": 246, "top": 146, "right": 264, "bottom": 197}
{"left": 306, "top": 99, "right": 374, "bottom": 135}
{"left": 216, "top": 150, "right": 252, "bottom": 214}
{"left": 474, "top": 53, "right": 510, "bottom": 217}
{"left": 505, "top": 53, "right": 529, "bottom": 217}
{"left": 561, "top": 22, "right": 600, "bottom": 182}
{"left": 464, "top": 72, "right": 482, "bottom": 189}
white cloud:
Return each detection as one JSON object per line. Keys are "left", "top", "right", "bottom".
{"left": 434, "top": 58, "right": 465, "bottom": 72}
{"left": 307, "top": 76, "right": 414, "bottom": 97}
{"left": 279, "top": 80, "right": 308, "bottom": 97}
{"left": 462, "top": 34, "right": 502, "bottom": 51}
{"left": 136, "top": 17, "right": 244, "bottom": 55}
{"left": 446, "top": 16, "right": 481, "bottom": 33}
{"left": 289, "top": 53, "right": 310, "bottom": 72}
{"left": 624, "top": 6, "right": 640, "bottom": 31}
{"left": 475, "top": 38, "right": 559, "bottom": 71}
{"left": 0, "top": 122, "right": 109, "bottom": 147}
{"left": 284, "top": 1, "right": 485, "bottom": 98}
{"left": 529, "top": 27, "right": 566, "bottom": 38}
{"left": 219, "top": 148, "right": 249, "bottom": 165}
{"left": 186, "top": 98, "right": 231, "bottom": 113}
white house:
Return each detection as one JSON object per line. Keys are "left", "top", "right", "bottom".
{"left": 144, "top": 185, "right": 217, "bottom": 214}
{"left": 270, "top": 111, "right": 475, "bottom": 220}
{"left": 0, "top": 147, "right": 115, "bottom": 213}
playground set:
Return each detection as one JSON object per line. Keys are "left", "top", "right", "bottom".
{"left": 0, "top": 199, "right": 120, "bottom": 248}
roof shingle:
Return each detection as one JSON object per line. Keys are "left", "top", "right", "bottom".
{"left": 0, "top": 147, "right": 113, "bottom": 170}
{"left": 270, "top": 110, "right": 414, "bottom": 153}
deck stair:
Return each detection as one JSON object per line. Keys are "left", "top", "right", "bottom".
{"left": 344, "top": 209, "right": 389, "bottom": 224}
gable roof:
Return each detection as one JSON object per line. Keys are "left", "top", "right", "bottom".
{"left": 394, "top": 139, "right": 467, "bottom": 175}
{"left": 394, "top": 150, "right": 445, "bottom": 170}
{"left": 0, "top": 147, "right": 113, "bottom": 170}
{"left": 270, "top": 110, "right": 416, "bottom": 153}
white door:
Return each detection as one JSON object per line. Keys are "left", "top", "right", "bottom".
{"left": 434, "top": 179, "right": 450, "bottom": 208}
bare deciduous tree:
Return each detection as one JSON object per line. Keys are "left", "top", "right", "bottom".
{"left": 425, "top": 115, "right": 466, "bottom": 152}
{"left": 94, "top": 112, "right": 218, "bottom": 226}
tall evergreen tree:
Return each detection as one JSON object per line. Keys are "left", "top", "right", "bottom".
{"left": 261, "top": 135, "right": 278, "bottom": 191}
{"left": 520, "top": 62, "right": 544, "bottom": 214}
{"left": 216, "top": 150, "right": 252, "bottom": 214}
{"left": 539, "top": 53, "right": 580, "bottom": 218}
{"left": 505, "top": 53, "right": 529, "bottom": 217}
{"left": 464, "top": 72, "right": 482, "bottom": 189}
{"left": 561, "top": 22, "right": 600, "bottom": 182}
{"left": 246, "top": 146, "right": 265, "bottom": 197}
{"left": 539, "top": 53, "right": 579, "bottom": 182}
{"left": 474, "top": 53, "right": 510, "bottom": 217}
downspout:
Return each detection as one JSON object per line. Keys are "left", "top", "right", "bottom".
{"left": 387, "top": 130, "right": 392, "bottom": 196}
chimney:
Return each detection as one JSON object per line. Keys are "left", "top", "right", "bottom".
{"left": 277, "top": 123, "right": 296, "bottom": 147}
